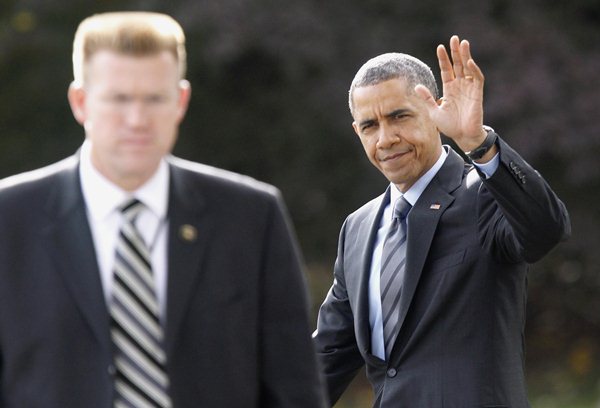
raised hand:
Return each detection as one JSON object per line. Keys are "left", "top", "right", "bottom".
{"left": 415, "top": 35, "right": 487, "bottom": 153}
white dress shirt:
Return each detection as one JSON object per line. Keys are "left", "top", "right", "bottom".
{"left": 369, "top": 146, "right": 499, "bottom": 360}
{"left": 79, "top": 140, "right": 169, "bottom": 320}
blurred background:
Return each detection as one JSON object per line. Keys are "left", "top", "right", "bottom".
{"left": 1, "top": 0, "right": 598, "bottom": 406}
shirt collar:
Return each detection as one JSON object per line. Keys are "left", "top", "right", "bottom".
{"left": 79, "top": 139, "right": 169, "bottom": 221}
{"left": 389, "top": 146, "right": 448, "bottom": 213}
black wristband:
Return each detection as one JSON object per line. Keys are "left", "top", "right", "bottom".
{"left": 465, "top": 126, "right": 498, "bottom": 161}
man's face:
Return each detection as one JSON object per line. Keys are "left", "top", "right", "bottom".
{"left": 69, "top": 50, "right": 190, "bottom": 191}
{"left": 352, "top": 78, "right": 442, "bottom": 192}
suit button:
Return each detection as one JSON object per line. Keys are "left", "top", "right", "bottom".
{"left": 387, "top": 368, "right": 397, "bottom": 378}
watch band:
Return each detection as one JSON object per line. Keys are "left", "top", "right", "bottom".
{"left": 465, "top": 125, "right": 498, "bottom": 161}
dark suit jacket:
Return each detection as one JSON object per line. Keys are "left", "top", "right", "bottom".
{"left": 313, "top": 139, "right": 570, "bottom": 407}
{"left": 0, "top": 154, "right": 325, "bottom": 407}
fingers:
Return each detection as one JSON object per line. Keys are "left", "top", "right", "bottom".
{"left": 438, "top": 35, "right": 483, "bottom": 83}
{"left": 414, "top": 84, "right": 439, "bottom": 109}
{"left": 437, "top": 44, "right": 454, "bottom": 84}
{"left": 449, "top": 35, "right": 464, "bottom": 79}
{"left": 465, "top": 57, "right": 484, "bottom": 83}
{"left": 459, "top": 38, "right": 482, "bottom": 82}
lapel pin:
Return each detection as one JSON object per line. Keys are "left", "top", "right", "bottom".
{"left": 430, "top": 203, "right": 441, "bottom": 210}
{"left": 179, "top": 224, "right": 198, "bottom": 242}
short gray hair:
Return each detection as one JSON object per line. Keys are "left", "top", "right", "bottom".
{"left": 348, "top": 52, "right": 438, "bottom": 116}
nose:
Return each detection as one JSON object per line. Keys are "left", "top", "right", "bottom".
{"left": 125, "top": 101, "right": 150, "bottom": 128}
{"left": 376, "top": 123, "right": 399, "bottom": 149}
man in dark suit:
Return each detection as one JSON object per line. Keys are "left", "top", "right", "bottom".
{"left": 313, "top": 35, "right": 570, "bottom": 407}
{"left": 0, "top": 11, "right": 325, "bottom": 407}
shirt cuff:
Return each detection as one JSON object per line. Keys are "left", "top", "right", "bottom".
{"left": 472, "top": 152, "right": 500, "bottom": 179}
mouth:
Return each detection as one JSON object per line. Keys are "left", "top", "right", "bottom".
{"left": 122, "top": 137, "right": 153, "bottom": 147}
{"left": 380, "top": 149, "right": 412, "bottom": 162}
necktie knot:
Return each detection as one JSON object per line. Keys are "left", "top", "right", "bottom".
{"left": 393, "top": 197, "right": 411, "bottom": 221}
{"left": 120, "top": 198, "right": 144, "bottom": 222}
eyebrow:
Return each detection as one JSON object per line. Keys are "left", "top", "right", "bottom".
{"left": 358, "top": 118, "right": 376, "bottom": 129}
{"left": 385, "top": 108, "right": 412, "bottom": 119}
{"left": 358, "top": 108, "right": 412, "bottom": 128}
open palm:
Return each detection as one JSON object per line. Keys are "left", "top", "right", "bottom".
{"left": 416, "top": 35, "right": 486, "bottom": 152}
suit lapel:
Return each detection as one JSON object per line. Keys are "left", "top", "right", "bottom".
{"left": 164, "top": 163, "right": 213, "bottom": 355}
{"left": 396, "top": 185, "right": 454, "bottom": 329}
{"left": 354, "top": 190, "right": 389, "bottom": 353}
{"left": 42, "top": 156, "right": 111, "bottom": 352}
{"left": 389, "top": 149, "right": 465, "bottom": 357}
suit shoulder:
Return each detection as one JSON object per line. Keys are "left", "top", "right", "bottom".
{"left": 168, "top": 156, "right": 280, "bottom": 199}
{"left": 353, "top": 194, "right": 383, "bottom": 215}
{"left": 0, "top": 156, "right": 76, "bottom": 197}
{"left": 345, "top": 192, "right": 384, "bottom": 224}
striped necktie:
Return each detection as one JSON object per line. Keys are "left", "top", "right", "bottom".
{"left": 380, "top": 196, "right": 411, "bottom": 360}
{"left": 110, "top": 199, "right": 171, "bottom": 408}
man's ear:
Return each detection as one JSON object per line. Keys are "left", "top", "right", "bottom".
{"left": 352, "top": 121, "right": 359, "bottom": 136}
{"left": 67, "top": 82, "right": 86, "bottom": 126}
{"left": 176, "top": 79, "right": 192, "bottom": 123}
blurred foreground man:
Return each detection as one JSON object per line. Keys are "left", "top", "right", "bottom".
{"left": 0, "top": 11, "right": 324, "bottom": 407}
{"left": 313, "top": 35, "right": 570, "bottom": 407}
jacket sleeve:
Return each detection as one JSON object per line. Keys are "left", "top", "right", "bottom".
{"left": 312, "top": 219, "right": 365, "bottom": 406}
{"left": 258, "top": 192, "right": 327, "bottom": 408}
{"left": 477, "top": 137, "right": 571, "bottom": 263}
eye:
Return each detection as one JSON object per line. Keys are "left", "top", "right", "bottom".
{"left": 360, "top": 121, "right": 377, "bottom": 133}
{"left": 110, "top": 94, "right": 132, "bottom": 104}
{"left": 145, "top": 94, "right": 168, "bottom": 104}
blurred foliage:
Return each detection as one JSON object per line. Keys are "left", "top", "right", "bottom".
{"left": 1, "top": 0, "right": 599, "bottom": 406}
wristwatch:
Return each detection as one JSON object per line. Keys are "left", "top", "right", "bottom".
{"left": 465, "top": 125, "right": 498, "bottom": 161}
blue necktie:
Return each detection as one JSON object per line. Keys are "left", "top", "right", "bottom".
{"left": 380, "top": 197, "right": 411, "bottom": 359}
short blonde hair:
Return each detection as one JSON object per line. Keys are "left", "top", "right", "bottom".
{"left": 72, "top": 11, "right": 186, "bottom": 86}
